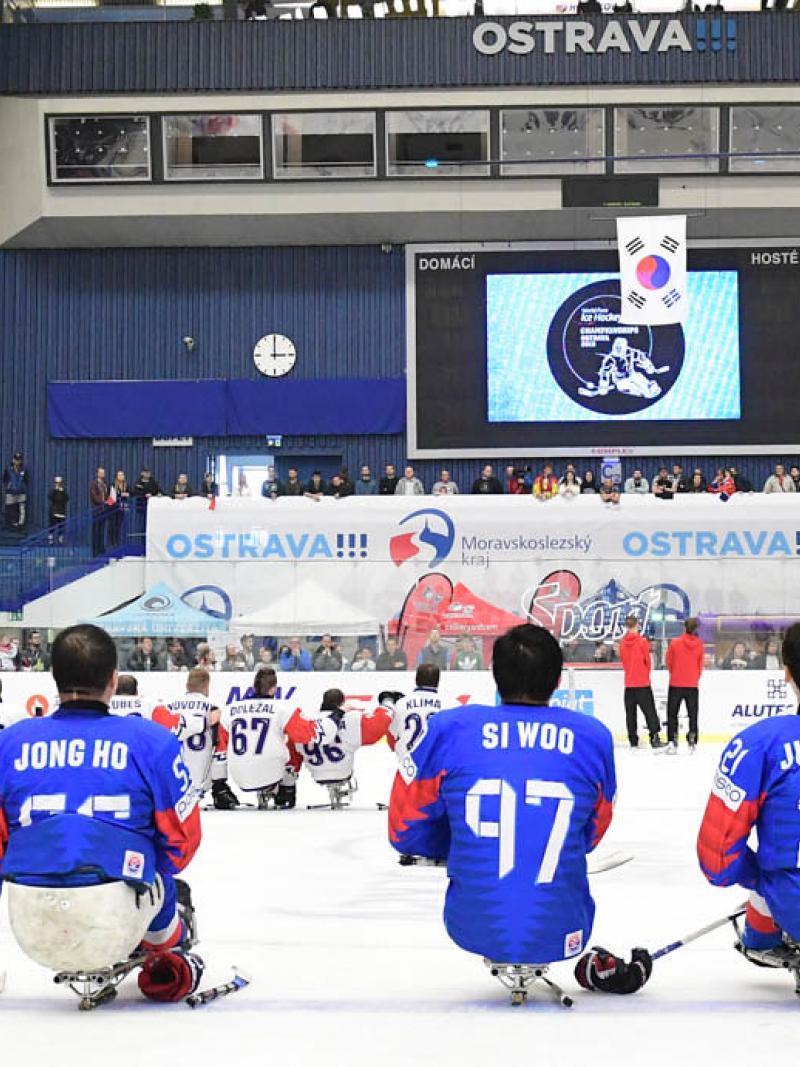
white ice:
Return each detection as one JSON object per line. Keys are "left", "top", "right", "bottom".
{"left": 1, "top": 741, "right": 797, "bottom": 1066}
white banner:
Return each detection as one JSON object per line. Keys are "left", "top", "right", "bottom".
{"left": 617, "top": 215, "right": 687, "bottom": 325}
{"left": 1, "top": 670, "right": 794, "bottom": 745}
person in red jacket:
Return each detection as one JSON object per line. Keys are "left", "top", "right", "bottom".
{"left": 618, "top": 615, "right": 664, "bottom": 750}
{"left": 665, "top": 617, "right": 705, "bottom": 753}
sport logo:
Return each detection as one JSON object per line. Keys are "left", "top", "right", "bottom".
{"left": 546, "top": 280, "right": 685, "bottom": 415}
{"left": 390, "top": 508, "right": 455, "bottom": 569}
{"left": 123, "top": 850, "right": 145, "bottom": 880}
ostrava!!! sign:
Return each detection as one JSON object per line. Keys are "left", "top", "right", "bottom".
{"left": 472, "top": 18, "right": 732, "bottom": 56}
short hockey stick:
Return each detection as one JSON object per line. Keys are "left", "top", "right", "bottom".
{"left": 398, "top": 851, "right": 634, "bottom": 875}
{"left": 649, "top": 902, "right": 748, "bottom": 962}
{"left": 186, "top": 969, "right": 250, "bottom": 1008}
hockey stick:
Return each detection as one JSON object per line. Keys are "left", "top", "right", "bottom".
{"left": 398, "top": 851, "right": 634, "bottom": 875}
{"left": 649, "top": 901, "right": 748, "bottom": 962}
{"left": 186, "top": 969, "right": 250, "bottom": 1009}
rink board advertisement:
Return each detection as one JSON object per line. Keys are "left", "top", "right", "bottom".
{"left": 0, "top": 670, "right": 794, "bottom": 745}
{"left": 407, "top": 242, "right": 800, "bottom": 457}
{"left": 145, "top": 497, "right": 800, "bottom": 659}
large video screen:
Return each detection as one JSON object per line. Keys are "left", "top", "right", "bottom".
{"left": 486, "top": 271, "right": 740, "bottom": 424}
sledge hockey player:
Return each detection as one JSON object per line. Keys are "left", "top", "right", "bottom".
{"left": 386, "top": 663, "right": 442, "bottom": 764}
{"left": 697, "top": 621, "right": 800, "bottom": 973}
{"left": 301, "top": 688, "right": 391, "bottom": 806}
{"left": 168, "top": 668, "right": 239, "bottom": 810}
{"left": 220, "top": 667, "right": 324, "bottom": 809}
{"left": 109, "top": 673, "right": 171, "bottom": 724}
{"left": 388, "top": 623, "right": 652, "bottom": 997}
{"left": 0, "top": 624, "right": 204, "bottom": 1003}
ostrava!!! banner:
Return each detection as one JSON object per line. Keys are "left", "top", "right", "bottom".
{"left": 0, "top": 669, "right": 794, "bottom": 745}
{"left": 145, "top": 495, "right": 800, "bottom": 653}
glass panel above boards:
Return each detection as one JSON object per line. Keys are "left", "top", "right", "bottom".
{"left": 162, "top": 114, "right": 264, "bottom": 181}
{"left": 613, "top": 106, "right": 720, "bottom": 174}
{"left": 48, "top": 115, "right": 151, "bottom": 183}
{"left": 501, "top": 107, "right": 605, "bottom": 176}
{"left": 386, "top": 109, "right": 490, "bottom": 177}
{"left": 272, "top": 111, "right": 376, "bottom": 179}
{"left": 729, "top": 105, "right": 800, "bottom": 173}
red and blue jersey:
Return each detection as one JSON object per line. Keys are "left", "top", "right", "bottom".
{"left": 698, "top": 715, "right": 800, "bottom": 892}
{"left": 388, "top": 702, "right": 615, "bottom": 964}
{"left": 0, "top": 702, "right": 201, "bottom": 890}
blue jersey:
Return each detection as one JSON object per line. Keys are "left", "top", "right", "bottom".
{"left": 388, "top": 702, "right": 615, "bottom": 964}
{"left": 0, "top": 703, "right": 200, "bottom": 890}
{"left": 698, "top": 714, "right": 800, "bottom": 890}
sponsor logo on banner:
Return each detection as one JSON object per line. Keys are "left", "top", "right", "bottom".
{"left": 142, "top": 592, "right": 173, "bottom": 612}
{"left": 390, "top": 509, "right": 455, "bottom": 569}
{"left": 711, "top": 771, "right": 745, "bottom": 812}
{"left": 472, "top": 17, "right": 736, "bottom": 56}
{"left": 622, "top": 529, "right": 798, "bottom": 558}
{"left": 180, "top": 585, "right": 233, "bottom": 621}
{"left": 166, "top": 530, "right": 369, "bottom": 562}
{"left": 730, "top": 677, "right": 795, "bottom": 720}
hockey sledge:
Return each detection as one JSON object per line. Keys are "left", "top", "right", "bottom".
{"left": 484, "top": 959, "right": 573, "bottom": 1008}
{"left": 54, "top": 952, "right": 149, "bottom": 1012}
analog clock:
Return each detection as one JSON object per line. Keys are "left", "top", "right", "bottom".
{"left": 253, "top": 334, "right": 297, "bottom": 378}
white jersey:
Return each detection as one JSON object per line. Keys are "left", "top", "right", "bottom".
{"left": 108, "top": 694, "right": 162, "bottom": 721}
{"left": 221, "top": 697, "right": 319, "bottom": 792}
{"left": 301, "top": 708, "right": 389, "bottom": 784}
{"left": 168, "top": 693, "right": 217, "bottom": 793}
{"left": 389, "top": 688, "right": 442, "bottom": 763}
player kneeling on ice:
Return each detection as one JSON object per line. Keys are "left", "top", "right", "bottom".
{"left": 388, "top": 623, "right": 651, "bottom": 1004}
{"left": 220, "top": 667, "right": 324, "bottom": 810}
{"left": 697, "top": 622, "right": 800, "bottom": 986}
{"left": 0, "top": 624, "right": 204, "bottom": 1009}
{"left": 384, "top": 664, "right": 442, "bottom": 765}
{"left": 302, "top": 689, "right": 391, "bottom": 809}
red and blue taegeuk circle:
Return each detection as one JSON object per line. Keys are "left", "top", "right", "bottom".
{"left": 635, "top": 254, "right": 671, "bottom": 291}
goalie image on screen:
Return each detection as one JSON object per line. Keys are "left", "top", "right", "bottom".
{"left": 485, "top": 271, "right": 740, "bottom": 424}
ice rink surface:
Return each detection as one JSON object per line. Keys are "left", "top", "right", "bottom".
{"left": 1, "top": 740, "right": 797, "bottom": 1065}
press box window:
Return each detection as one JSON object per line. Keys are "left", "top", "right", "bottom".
{"left": 501, "top": 108, "right": 605, "bottom": 176}
{"left": 729, "top": 106, "right": 800, "bottom": 173}
{"left": 48, "top": 115, "right": 151, "bottom": 183}
{"left": 272, "top": 112, "right": 376, "bottom": 179}
{"left": 386, "top": 110, "right": 490, "bottom": 177}
{"left": 613, "top": 107, "right": 719, "bottom": 174}
{"left": 162, "top": 114, "right": 264, "bottom": 181}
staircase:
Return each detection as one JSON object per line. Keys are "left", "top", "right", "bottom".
{"left": 0, "top": 504, "right": 145, "bottom": 612}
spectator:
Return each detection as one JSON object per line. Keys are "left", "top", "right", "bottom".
{"left": 257, "top": 645, "right": 276, "bottom": 667}
{"left": 599, "top": 477, "right": 621, "bottom": 506}
{"left": 505, "top": 465, "right": 527, "bottom": 494}
{"left": 558, "top": 464, "right": 580, "bottom": 489}
{"left": 279, "top": 636, "right": 313, "bottom": 672}
{"left": 790, "top": 465, "right": 800, "bottom": 492}
{"left": 763, "top": 463, "right": 796, "bottom": 494}
{"left": 240, "top": 634, "right": 256, "bottom": 671}
{"left": 708, "top": 467, "right": 736, "bottom": 498}
{"left": 664, "top": 616, "right": 704, "bottom": 753}
{"left": 452, "top": 634, "right": 483, "bottom": 671}
{"left": 580, "top": 470, "right": 598, "bottom": 494}
{"left": 351, "top": 647, "right": 377, "bottom": 672}
{"left": 166, "top": 638, "right": 190, "bottom": 672}
{"left": 395, "top": 466, "right": 425, "bottom": 496}
{"left": 328, "top": 474, "right": 353, "bottom": 500}
{"left": 624, "top": 469, "right": 649, "bottom": 495}
{"left": 417, "top": 627, "right": 450, "bottom": 670}
{"left": 304, "top": 471, "right": 326, "bottom": 500}
{"left": 282, "top": 468, "right": 305, "bottom": 497}
{"left": 687, "top": 471, "right": 707, "bottom": 494}
{"left": 260, "top": 466, "right": 282, "bottom": 500}
{"left": 471, "top": 464, "right": 503, "bottom": 495}
{"left": 721, "top": 641, "right": 751, "bottom": 670}
{"left": 671, "top": 464, "right": 690, "bottom": 494}
{"left": 652, "top": 466, "right": 674, "bottom": 500}
{"left": 0, "top": 634, "right": 20, "bottom": 672}
{"left": 89, "top": 466, "right": 110, "bottom": 556}
{"left": 619, "top": 615, "right": 664, "bottom": 750}
{"left": 313, "top": 633, "right": 343, "bottom": 671}
{"left": 194, "top": 642, "right": 218, "bottom": 671}
{"left": 20, "top": 630, "right": 49, "bottom": 672}
{"left": 533, "top": 463, "right": 559, "bottom": 501}
{"left": 47, "top": 475, "right": 69, "bottom": 532}
{"left": 729, "top": 465, "right": 753, "bottom": 493}
{"left": 108, "top": 470, "right": 131, "bottom": 549}
{"left": 376, "top": 636, "right": 408, "bottom": 671}
{"left": 133, "top": 468, "right": 161, "bottom": 500}
{"left": 2, "top": 452, "right": 29, "bottom": 531}
{"left": 200, "top": 472, "right": 218, "bottom": 499}
{"left": 379, "top": 463, "right": 399, "bottom": 496}
{"left": 559, "top": 470, "right": 581, "bottom": 499}
{"left": 233, "top": 470, "right": 252, "bottom": 497}
{"left": 338, "top": 469, "right": 355, "bottom": 496}
{"left": 221, "top": 644, "right": 246, "bottom": 671}
{"left": 751, "top": 636, "right": 782, "bottom": 671}
{"left": 432, "top": 469, "right": 459, "bottom": 495}
{"left": 354, "top": 465, "right": 377, "bottom": 496}
{"left": 126, "top": 637, "right": 162, "bottom": 672}
{"left": 171, "top": 473, "right": 193, "bottom": 500}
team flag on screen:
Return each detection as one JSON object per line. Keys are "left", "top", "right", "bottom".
{"left": 616, "top": 215, "right": 687, "bottom": 325}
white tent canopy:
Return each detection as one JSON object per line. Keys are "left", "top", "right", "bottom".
{"left": 230, "top": 580, "right": 379, "bottom": 637}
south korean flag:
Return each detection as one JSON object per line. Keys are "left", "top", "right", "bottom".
{"left": 617, "top": 216, "right": 687, "bottom": 326}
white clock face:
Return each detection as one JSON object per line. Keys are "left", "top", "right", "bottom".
{"left": 253, "top": 334, "right": 297, "bottom": 378}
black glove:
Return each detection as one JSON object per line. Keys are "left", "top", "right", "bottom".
{"left": 574, "top": 947, "right": 652, "bottom": 994}
{"left": 378, "top": 691, "right": 405, "bottom": 708}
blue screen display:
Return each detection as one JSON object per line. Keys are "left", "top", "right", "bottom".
{"left": 486, "top": 271, "right": 741, "bottom": 424}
